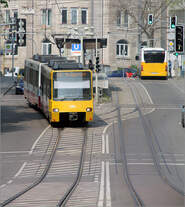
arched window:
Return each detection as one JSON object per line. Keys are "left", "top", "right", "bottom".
{"left": 116, "top": 39, "right": 128, "bottom": 57}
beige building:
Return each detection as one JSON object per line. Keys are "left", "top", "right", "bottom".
{"left": 0, "top": 0, "right": 167, "bottom": 73}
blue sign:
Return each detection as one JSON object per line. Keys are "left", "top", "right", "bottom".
{"left": 72, "top": 44, "right": 81, "bottom": 51}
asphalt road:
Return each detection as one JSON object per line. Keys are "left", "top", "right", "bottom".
{"left": 0, "top": 83, "right": 49, "bottom": 187}
{"left": 0, "top": 76, "right": 184, "bottom": 206}
{"left": 106, "top": 77, "right": 185, "bottom": 206}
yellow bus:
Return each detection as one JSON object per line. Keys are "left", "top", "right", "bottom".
{"left": 140, "top": 48, "right": 168, "bottom": 79}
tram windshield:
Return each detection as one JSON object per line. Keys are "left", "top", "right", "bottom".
{"left": 53, "top": 71, "right": 91, "bottom": 101}
{"left": 144, "top": 50, "right": 165, "bottom": 63}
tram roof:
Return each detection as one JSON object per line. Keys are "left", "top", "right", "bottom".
{"left": 31, "top": 54, "right": 84, "bottom": 70}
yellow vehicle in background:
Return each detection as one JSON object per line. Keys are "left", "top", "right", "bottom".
{"left": 140, "top": 48, "right": 168, "bottom": 79}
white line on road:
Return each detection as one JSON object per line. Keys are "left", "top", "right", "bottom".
{"left": 0, "top": 151, "right": 30, "bottom": 154}
{"left": 29, "top": 125, "right": 51, "bottom": 155}
{"left": 106, "top": 134, "right": 109, "bottom": 154}
{"left": 7, "top": 180, "right": 13, "bottom": 184}
{"left": 127, "top": 162, "right": 185, "bottom": 166}
{"left": 98, "top": 161, "right": 105, "bottom": 207}
{"left": 102, "top": 134, "right": 105, "bottom": 154}
{"left": 14, "top": 162, "right": 27, "bottom": 178}
{"left": 0, "top": 125, "right": 50, "bottom": 189}
{"left": 106, "top": 161, "right": 111, "bottom": 207}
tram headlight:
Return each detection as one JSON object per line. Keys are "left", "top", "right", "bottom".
{"left": 53, "top": 108, "right": 59, "bottom": 112}
{"left": 86, "top": 107, "right": 92, "bottom": 112}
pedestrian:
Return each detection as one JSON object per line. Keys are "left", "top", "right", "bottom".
{"left": 168, "top": 60, "right": 172, "bottom": 78}
{"left": 88, "top": 59, "right": 94, "bottom": 71}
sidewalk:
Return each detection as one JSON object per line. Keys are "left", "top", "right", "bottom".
{"left": 0, "top": 77, "right": 15, "bottom": 96}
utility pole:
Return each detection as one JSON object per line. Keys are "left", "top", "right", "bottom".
{"left": 95, "top": 37, "right": 98, "bottom": 103}
{"left": 11, "top": 30, "right": 15, "bottom": 80}
{"left": 137, "top": 0, "right": 141, "bottom": 55}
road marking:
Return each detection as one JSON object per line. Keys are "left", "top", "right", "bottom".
{"left": 98, "top": 161, "right": 105, "bottom": 207}
{"left": 7, "top": 180, "right": 13, "bottom": 184}
{"left": 14, "top": 162, "right": 27, "bottom": 178}
{"left": 0, "top": 184, "right": 6, "bottom": 189}
{"left": 106, "top": 161, "right": 111, "bottom": 207}
{"left": 98, "top": 123, "right": 113, "bottom": 206}
{"left": 0, "top": 151, "right": 30, "bottom": 154}
{"left": 0, "top": 125, "right": 50, "bottom": 189}
{"left": 29, "top": 125, "right": 51, "bottom": 154}
{"left": 106, "top": 134, "right": 109, "bottom": 154}
{"left": 127, "top": 162, "right": 185, "bottom": 166}
{"left": 102, "top": 134, "right": 105, "bottom": 154}
{"left": 139, "top": 82, "right": 154, "bottom": 105}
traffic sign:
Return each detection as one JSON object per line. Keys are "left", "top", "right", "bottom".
{"left": 168, "top": 40, "right": 174, "bottom": 52}
{"left": 71, "top": 44, "right": 81, "bottom": 56}
{"left": 5, "top": 44, "right": 12, "bottom": 53}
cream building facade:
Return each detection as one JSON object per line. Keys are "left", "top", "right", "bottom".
{"left": 0, "top": 0, "right": 167, "bottom": 73}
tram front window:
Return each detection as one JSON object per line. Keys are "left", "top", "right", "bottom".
{"left": 53, "top": 71, "right": 91, "bottom": 101}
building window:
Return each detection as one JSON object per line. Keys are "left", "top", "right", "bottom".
{"left": 124, "top": 10, "right": 128, "bottom": 27}
{"left": 42, "top": 9, "right": 52, "bottom": 26}
{"left": 5, "top": 10, "right": 11, "bottom": 23}
{"left": 117, "top": 10, "right": 128, "bottom": 27}
{"left": 116, "top": 39, "right": 128, "bottom": 57}
{"left": 71, "top": 8, "right": 78, "bottom": 24}
{"left": 61, "top": 8, "right": 67, "bottom": 24}
{"left": 117, "top": 11, "right": 121, "bottom": 26}
{"left": 13, "top": 9, "right": 18, "bottom": 19}
{"left": 42, "top": 42, "right": 52, "bottom": 55}
{"left": 81, "top": 8, "right": 87, "bottom": 24}
{"left": 5, "top": 43, "right": 18, "bottom": 56}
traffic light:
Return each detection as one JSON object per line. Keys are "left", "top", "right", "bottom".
{"left": 148, "top": 14, "right": 153, "bottom": 25}
{"left": 175, "top": 25, "right": 184, "bottom": 53}
{"left": 95, "top": 57, "right": 100, "bottom": 72}
{"left": 170, "top": 16, "right": 177, "bottom": 29}
{"left": 16, "top": 18, "right": 26, "bottom": 46}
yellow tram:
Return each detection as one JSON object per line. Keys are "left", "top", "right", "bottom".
{"left": 24, "top": 55, "right": 93, "bottom": 124}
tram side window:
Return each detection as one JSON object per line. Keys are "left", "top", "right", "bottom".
{"left": 32, "top": 70, "right": 36, "bottom": 87}
{"left": 41, "top": 74, "right": 47, "bottom": 99}
{"left": 46, "top": 78, "right": 51, "bottom": 99}
{"left": 41, "top": 74, "right": 44, "bottom": 95}
{"left": 30, "top": 69, "right": 33, "bottom": 85}
{"left": 35, "top": 70, "right": 38, "bottom": 87}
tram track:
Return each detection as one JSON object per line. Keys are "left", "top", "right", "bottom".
{"left": 0, "top": 127, "right": 90, "bottom": 207}
{"left": 128, "top": 80, "right": 184, "bottom": 196}
{"left": 0, "top": 127, "right": 62, "bottom": 207}
{"left": 110, "top": 78, "right": 184, "bottom": 206}
{"left": 113, "top": 87, "right": 144, "bottom": 206}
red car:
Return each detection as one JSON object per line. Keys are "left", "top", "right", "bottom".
{"left": 123, "top": 68, "right": 138, "bottom": 78}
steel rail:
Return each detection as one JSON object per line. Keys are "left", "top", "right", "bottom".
{"left": 128, "top": 80, "right": 184, "bottom": 196}
{"left": 115, "top": 90, "right": 145, "bottom": 207}
{"left": 0, "top": 82, "right": 16, "bottom": 98}
{"left": 56, "top": 128, "right": 88, "bottom": 207}
{"left": 0, "top": 127, "right": 62, "bottom": 207}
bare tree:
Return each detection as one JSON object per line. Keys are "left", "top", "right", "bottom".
{"left": 0, "top": 0, "right": 8, "bottom": 8}
{"left": 111, "top": 0, "right": 182, "bottom": 47}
